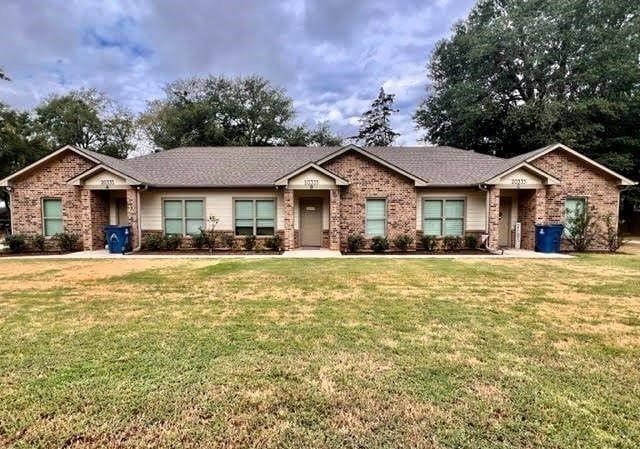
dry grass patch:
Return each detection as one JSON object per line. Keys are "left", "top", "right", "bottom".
{"left": 1, "top": 253, "right": 639, "bottom": 448}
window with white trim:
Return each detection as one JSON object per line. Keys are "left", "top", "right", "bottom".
{"left": 42, "top": 198, "right": 63, "bottom": 236}
{"left": 423, "top": 199, "right": 464, "bottom": 236}
{"left": 163, "top": 199, "right": 204, "bottom": 236}
{"left": 234, "top": 199, "right": 276, "bottom": 236}
{"left": 365, "top": 198, "right": 387, "bottom": 237}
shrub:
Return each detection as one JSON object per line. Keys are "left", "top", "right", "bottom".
{"left": 220, "top": 233, "right": 235, "bottom": 249}
{"left": 443, "top": 235, "right": 463, "bottom": 251}
{"left": 604, "top": 213, "right": 627, "bottom": 253}
{"left": 265, "top": 234, "right": 282, "bottom": 251}
{"left": 421, "top": 235, "right": 438, "bottom": 252}
{"left": 464, "top": 234, "right": 478, "bottom": 249}
{"left": 370, "top": 236, "right": 389, "bottom": 253}
{"left": 393, "top": 234, "right": 414, "bottom": 251}
{"left": 55, "top": 233, "right": 80, "bottom": 252}
{"left": 192, "top": 229, "right": 209, "bottom": 249}
{"left": 142, "top": 233, "right": 163, "bottom": 251}
{"left": 346, "top": 233, "right": 364, "bottom": 253}
{"left": 163, "top": 234, "right": 182, "bottom": 251}
{"left": 208, "top": 231, "right": 224, "bottom": 250}
{"left": 32, "top": 234, "right": 46, "bottom": 252}
{"left": 564, "top": 204, "right": 598, "bottom": 252}
{"left": 200, "top": 216, "right": 220, "bottom": 250}
{"left": 5, "top": 234, "right": 27, "bottom": 253}
{"left": 244, "top": 234, "right": 256, "bottom": 251}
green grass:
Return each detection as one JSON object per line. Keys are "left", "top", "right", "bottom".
{"left": 1, "top": 250, "right": 639, "bottom": 448}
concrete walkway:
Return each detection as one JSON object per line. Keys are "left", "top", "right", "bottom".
{"left": 0, "top": 248, "right": 573, "bottom": 260}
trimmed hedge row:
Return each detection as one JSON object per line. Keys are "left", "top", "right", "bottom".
{"left": 3, "top": 233, "right": 80, "bottom": 254}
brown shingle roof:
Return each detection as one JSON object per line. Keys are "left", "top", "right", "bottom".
{"left": 83, "top": 145, "right": 539, "bottom": 187}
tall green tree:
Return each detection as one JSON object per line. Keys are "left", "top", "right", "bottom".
{"left": 355, "top": 87, "right": 400, "bottom": 146}
{"left": 0, "top": 103, "right": 49, "bottom": 210}
{"left": 285, "top": 122, "right": 343, "bottom": 146}
{"left": 414, "top": 0, "right": 640, "bottom": 206}
{"left": 141, "top": 75, "right": 299, "bottom": 148}
{"left": 35, "top": 89, "right": 135, "bottom": 158}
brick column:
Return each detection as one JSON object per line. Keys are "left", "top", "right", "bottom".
{"left": 126, "top": 188, "right": 139, "bottom": 249}
{"left": 534, "top": 188, "right": 546, "bottom": 224}
{"left": 487, "top": 186, "right": 500, "bottom": 251}
{"left": 329, "top": 188, "right": 341, "bottom": 250}
{"left": 283, "top": 188, "right": 294, "bottom": 250}
{"left": 81, "top": 189, "right": 92, "bottom": 250}
{"left": 80, "top": 189, "right": 109, "bottom": 250}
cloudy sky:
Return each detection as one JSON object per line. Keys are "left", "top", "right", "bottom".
{"left": 0, "top": 0, "right": 475, "bottom": 146}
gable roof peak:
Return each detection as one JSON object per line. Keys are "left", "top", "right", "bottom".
{"left": 315, "top": 144, "right": 429, "bottom": 186}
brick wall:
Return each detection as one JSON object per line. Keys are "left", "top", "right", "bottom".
{"left": 322, "top": 151, "right": 417, "bottom": 250}
{"left": 517, "top": 189, "right": 546, "bottom": 250}
{"left": 322, "top": 229, "right": 330, "bottom": 248}
{"left": 10, "top": 151, "right": 95, "bottom": 247}
{"left": 81, "top": 189, "right": 110, "bottom": 250}
{"left": 89, "top": 190, "right": 109, "bottom": 250}
{"left": 530, "top": 150, "right": 620, "bottom": 250}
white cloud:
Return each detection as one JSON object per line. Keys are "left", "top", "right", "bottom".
{"left": 0, "top": 0, "right": 476, "bottom": 144}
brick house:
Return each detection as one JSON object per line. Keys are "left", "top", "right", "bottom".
{"left": 0, "top": 143, "right": 635, "bottom": 252}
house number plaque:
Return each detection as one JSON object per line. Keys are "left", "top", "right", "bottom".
{"left": 304, "top": 179, "right": 319, "bottom": 189}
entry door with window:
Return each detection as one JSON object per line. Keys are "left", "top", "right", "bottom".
{"left": 498, "top": 198, "right": 512, "bottom": 247}
{"left": 300, "top": 198, "right": 322, "bottom": 247}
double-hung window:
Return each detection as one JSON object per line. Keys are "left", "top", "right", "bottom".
{"left": 42, "top": 198, "right": 63, "bottom": 236}
{"left": 163, "top": 199, "right": 204, "bottom": 236}
{"left": 423, "top": 199, "right": 464, "bottom": 236}
{"left": 365, "top": 198, "right": 387, "bottom": 237}
{"left": 564, "top": 197, "right": 586, "bottom": 237}
{"left": 234, "top": 199, "right": 276, "bottom": 236}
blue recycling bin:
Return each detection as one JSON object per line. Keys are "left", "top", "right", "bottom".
{"left": 535, "top": 224, "right": 564, "bottom": 253}
{"left": 548, "top": 224, "right": 565, "bottom": 252}
{"left": 104, "top": 225, "right": 131, "bottom": 254}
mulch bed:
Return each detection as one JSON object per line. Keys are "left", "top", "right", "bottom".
{"left": 133, "top": 250, "right": 284, "bottom": 256}
{"left": 341, "top": 249, "right": 493, "bottom": 256}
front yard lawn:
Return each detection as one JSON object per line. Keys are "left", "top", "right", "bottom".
{"left": 1, "top": 249, "right": 639, "bottom": 448}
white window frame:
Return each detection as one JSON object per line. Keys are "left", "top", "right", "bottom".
{"left": 162, "top": 198, "right": 205, "bottom": 236}
{"left": 422, "top": 198, "right": 466, "bottom": 237}
{"left": 365, "top": 198, "right": 387, "bottom": 237}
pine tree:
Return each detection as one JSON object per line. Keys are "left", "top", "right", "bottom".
{"left": 355, "top": 87, "right": 400, "bottom": 146}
